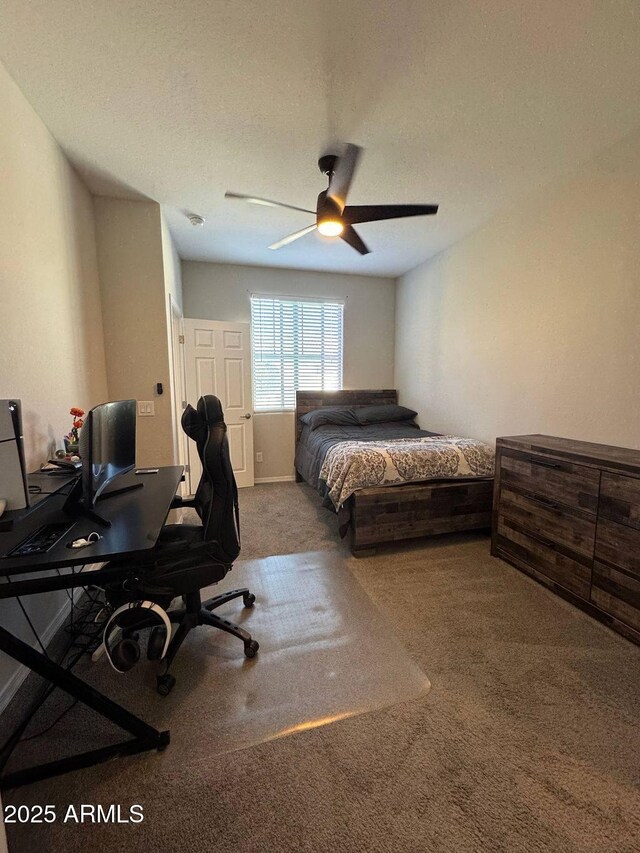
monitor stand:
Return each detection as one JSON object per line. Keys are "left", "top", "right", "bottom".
{"left": 63, "top": 479, "right": 112, "bottom": 527}
{"left": 61, "top": 478, "right": 143, "bottom": 529}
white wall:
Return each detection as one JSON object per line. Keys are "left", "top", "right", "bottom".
{"left": 94, "top": 198, "right": 176, "bottom": 467}
{"left": 161, "top": 213, "right": 183, "bottom": 313}
{"left": 0, "top": 59, "right": 108, "bottom": 709}
{"left": 395, "top": 126, "right": 640, "bottom": 450}
{"left": 161, "top": 213, "right": 184, "bottom": 465}
{"left": 183, "top": 262, "right": 396, "bottom": 479}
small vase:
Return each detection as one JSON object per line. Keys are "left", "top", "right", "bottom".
{"left": 64, "top": 439, "right": 80, "bottom": 456}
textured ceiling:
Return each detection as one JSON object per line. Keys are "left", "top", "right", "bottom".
{"left": 1, "top": 0, "right": 640, "bottom": 277}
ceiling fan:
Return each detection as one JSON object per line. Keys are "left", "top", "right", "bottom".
{"left": 225, "top": 143, "right": 438, "bottom": 255}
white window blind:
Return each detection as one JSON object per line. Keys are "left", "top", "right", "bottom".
{"left": 251, "top": 295, "right": 344, "bottom": 410}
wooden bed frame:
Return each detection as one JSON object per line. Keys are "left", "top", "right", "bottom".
{"left": 295, "top": 390, "right": 494, "bottom": 555}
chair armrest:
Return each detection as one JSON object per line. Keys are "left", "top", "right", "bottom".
{"left": 170, "top": 495, "right": 197, "bottom": 509}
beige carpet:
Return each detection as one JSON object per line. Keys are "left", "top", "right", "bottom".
{"left": 2, "top": 482, "right": 640, "bottom": 852}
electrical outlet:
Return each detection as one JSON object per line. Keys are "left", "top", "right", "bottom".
{"left": 256, "top": 452, "right": 263, "bottom": 463}
{"left": 137, "top": 401, "right": 155, "bottom": 417}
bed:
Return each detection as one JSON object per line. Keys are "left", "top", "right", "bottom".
{"left": 295, "top": 390, "right": 495, "bottom": 555}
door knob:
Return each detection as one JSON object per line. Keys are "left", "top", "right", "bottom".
{"left": 241, "top": 413, "right": 252, "bottom": 420}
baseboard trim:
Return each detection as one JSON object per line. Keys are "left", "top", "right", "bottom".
{"left": 254, "top": 476, "right": 296, "bottom": 484}
{"left": 0, "top": 587, "right": 83, "bottom": 715}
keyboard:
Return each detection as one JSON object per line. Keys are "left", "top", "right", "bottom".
{"left": 5, "top": 522, "right": 74, "bottom": 557}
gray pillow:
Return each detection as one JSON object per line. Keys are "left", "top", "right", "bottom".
{"left": 300, "top": 406, "right": 361, "bottom": 430}
{"left": 354, "top": 404, "right": 418, "bottom": 425}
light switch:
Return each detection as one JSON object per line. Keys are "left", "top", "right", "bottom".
{"left": 138, "top": 401, "right": 155, "bottom": 417}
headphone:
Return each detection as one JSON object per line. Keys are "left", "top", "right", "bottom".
{"left": 103, "top": 600, "right": 172, "bottom": 673}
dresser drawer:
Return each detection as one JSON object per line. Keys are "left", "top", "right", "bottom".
{"left": 594, "top": 518, "right": 640, "bottom": 580}
{"left": 598, "top": 472, "right": 640, "bottom": 530}
{"left": 495, "top": 520, "right": 591, "bottom": 598}
{"left": 591, "top": 562, "right": 640, "bottom": 632}
{"left": 498, "top": 487, "right": 596, "bottom": 561}
{"left": 499, "top": 448, "right": 599, "bottom": 514}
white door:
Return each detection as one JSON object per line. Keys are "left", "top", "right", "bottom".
{"left": 183, "top": 318, "right": 254, "bottom": 491}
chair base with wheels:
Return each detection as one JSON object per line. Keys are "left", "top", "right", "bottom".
{"left": 103, "top": 557, "right": 260, "bottom": 696}
{"left": 155, "top": 587, "right": 259, "bottom": 696}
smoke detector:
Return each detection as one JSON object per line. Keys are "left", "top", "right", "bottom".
{"left": 186, "top": 213, "right": 205, "bottom": 226}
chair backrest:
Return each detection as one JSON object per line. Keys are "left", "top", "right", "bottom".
{"left": 181, "top": 395, "right": 241, "bottom": 562}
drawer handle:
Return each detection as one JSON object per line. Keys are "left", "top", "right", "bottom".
{"left": 529, "top": 456, "right": 561, "bottom": 470}
{"left": 524, "top": 492, "right": 561, "bottom": 512}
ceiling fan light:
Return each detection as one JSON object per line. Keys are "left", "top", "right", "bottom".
{"left": 317, "top": 219, "right": 344, "bottom": 237}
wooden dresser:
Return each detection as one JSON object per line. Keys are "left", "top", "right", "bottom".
{"left": 491, "top": 434, "right": 640, "bottom": 645}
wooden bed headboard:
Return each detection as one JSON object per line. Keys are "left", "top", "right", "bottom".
{"left": 295, "top": 389, "right": 398, "bottom": 443}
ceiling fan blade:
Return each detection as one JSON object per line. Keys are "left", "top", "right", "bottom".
{"left": 326, "top": 143, "right": 362, "bottom": 211}
{"left": 268, "top": 224, "right": 317, "bottom": 250}
{"left": 340, "top": 225, "right": 370, "bottom": 256}
{"left": 343, "top": 204, "right": 439, "bottom": 224}
{"left": 225, "top": 192, "right": 314, "bottom": 215}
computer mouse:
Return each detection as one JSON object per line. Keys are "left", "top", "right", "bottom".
{"left": 0, "top": 499, "right": 6, "bottom": 518}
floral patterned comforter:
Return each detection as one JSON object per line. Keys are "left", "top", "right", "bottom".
{"left": 319, "top": 435, "right": 495, "bottom": 509}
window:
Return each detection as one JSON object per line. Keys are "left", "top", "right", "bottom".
{"left": 251, "top": 295, "right": 344, "bottom": 410}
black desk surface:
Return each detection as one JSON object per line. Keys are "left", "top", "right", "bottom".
{"left": 0, "top": 466, "right": 183, "bottom": 577}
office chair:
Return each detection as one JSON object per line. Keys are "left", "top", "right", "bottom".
{"left": 103, "top": 394, "right": 259, "bottom": 695}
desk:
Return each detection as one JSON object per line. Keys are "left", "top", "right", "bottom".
{"left": 0, "top": 466, "right": 183, "bottom": 789}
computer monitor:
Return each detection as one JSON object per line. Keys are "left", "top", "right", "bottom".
{"left": 62, "top": 399, "right": 137, "bottom": 526}
{"left": 78, "top": 399, "right": 137, "bottom": 507}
